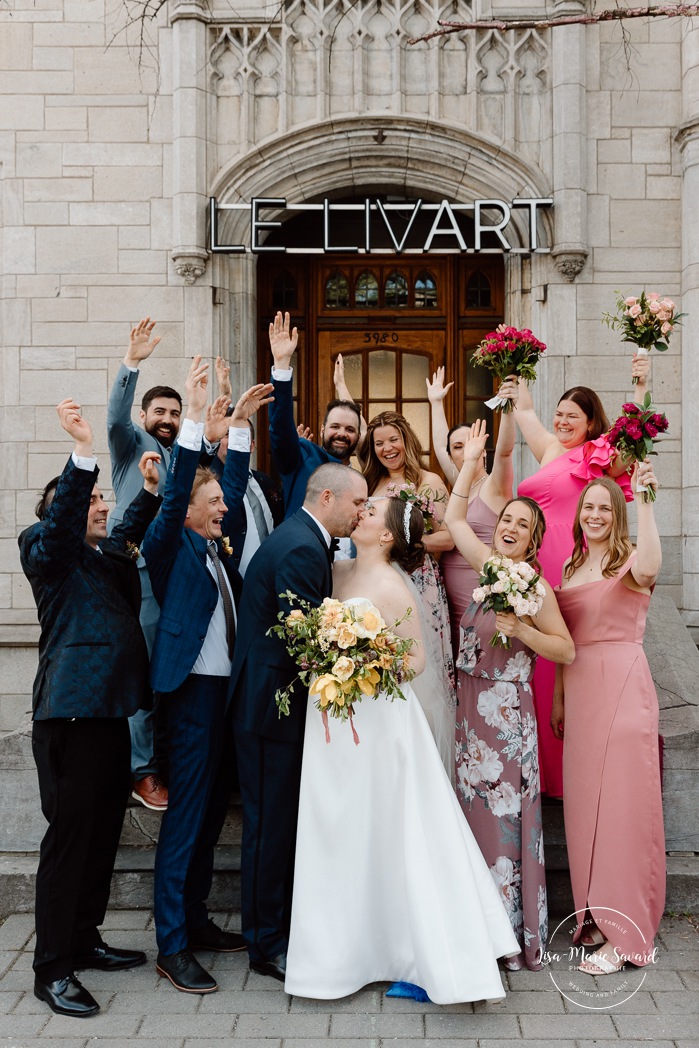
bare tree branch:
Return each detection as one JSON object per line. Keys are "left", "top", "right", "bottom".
{"left": 409, "top": 4, "right": 699, "bottom": 45}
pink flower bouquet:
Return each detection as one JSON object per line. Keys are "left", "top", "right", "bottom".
{"left": 471, "top": 327, "right": 546, "bottom": 412}
{"left": 603, "top": 291, "right": 685, "bottom": 382}
{"left": 606, "top": 393, "right": 669, "bottom": 503}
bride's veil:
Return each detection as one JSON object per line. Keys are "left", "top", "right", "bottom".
{"left": 392, "top": 563, "right": 456, "bottom": 785}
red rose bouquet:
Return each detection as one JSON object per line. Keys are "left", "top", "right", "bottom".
{"left": 603, "top": 291, "right": 685, "bottom": 383}
{"left": 471, "top": 326, "right": 547, "bottom": 412}
{"left": 606, "top": 393, "right": 669, "bottom": 502}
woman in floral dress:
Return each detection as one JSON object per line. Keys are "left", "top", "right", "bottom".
{"left": 444, "top": 421, "right": 575, "bottom": 971}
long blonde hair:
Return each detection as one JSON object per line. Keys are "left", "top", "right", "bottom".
{"left": 359, "top": 411, "right": 424, "bottom": 495}
{"left": 565, "top": 478, "right": 634, "bottom": 579}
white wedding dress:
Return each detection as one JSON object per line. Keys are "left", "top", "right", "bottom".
{"left": 285, "top": 599, "right": 519, "bottom": 1005}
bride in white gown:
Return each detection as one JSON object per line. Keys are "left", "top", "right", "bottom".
{"left": 285, "top": 495, "right": 519, "bottom": 1004}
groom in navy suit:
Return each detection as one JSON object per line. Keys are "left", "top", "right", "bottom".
{"left": 230, "top": 462, "right": 368, "bottom": 981}
{"left": 142, "top": 358, "right": 274, "bottom": 995}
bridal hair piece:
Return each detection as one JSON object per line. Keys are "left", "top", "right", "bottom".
{"left": 403, "top": 503, "right": 411, "bottom": 543}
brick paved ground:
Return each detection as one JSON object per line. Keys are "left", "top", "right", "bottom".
{"left": 0, "top": 911, "right": 697, "bottom": 1047}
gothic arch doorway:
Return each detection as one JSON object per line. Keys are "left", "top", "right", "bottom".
{"left": 255, "top": 200, "right": 505, "bottom": 473}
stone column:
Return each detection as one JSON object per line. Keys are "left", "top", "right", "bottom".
{"left": 170, "top": 0, "right": 210, "bottom": 284}
{"left": 676, "top": 19, "right": 699, "bottom": 634}
{"left": 549, "top": 0, "right": 588, "bottom": 284}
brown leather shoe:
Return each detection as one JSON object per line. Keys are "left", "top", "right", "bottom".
{"left": 131, "top": 775, "right": 168, "bottom": 811}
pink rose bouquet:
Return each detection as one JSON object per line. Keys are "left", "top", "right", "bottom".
{"left": 471, "top": 326, "right": 547, "bottom": 412}
{"left": 606, "top": 393, "right": 669, "bottom": 503}
{"left": 603, "top": 291, "right": 685, "bottom": 382}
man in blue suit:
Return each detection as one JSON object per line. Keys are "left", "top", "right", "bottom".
{"left": 268, "top": 310, "right": 362, "bottom": 517}
{"left": 20, "top": 399, "right": 162, "bottom": 1018}
{"left": 229, "top": 461, "right": 368, "bottom": 982}
{"left": 142, "top": 357, "right": 274, "bottom": 994}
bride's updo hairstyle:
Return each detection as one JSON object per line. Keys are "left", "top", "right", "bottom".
{"left": 384, "top": 497, "right": 425, "bottom": 573}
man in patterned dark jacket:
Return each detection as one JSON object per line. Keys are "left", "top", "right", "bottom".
{"left": 19, "top": 399, "right": 162, "bottom": 1019}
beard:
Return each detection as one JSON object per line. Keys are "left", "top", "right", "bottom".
{"left": 146, "top": 421, "right": 177, "bottom": 447}
{"left": 322, "top": 435, "right": 356, "bottom": 462}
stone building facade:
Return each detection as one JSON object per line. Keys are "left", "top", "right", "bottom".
{"left": 1, "top": 0, "right": 698, "bottom": 736}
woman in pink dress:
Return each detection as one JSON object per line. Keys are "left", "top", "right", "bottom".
{"left": 553, "top": 466, "right": 664, "bottom": 974}
{"left": 426, "top": 367, "right": 516, "bottom": 662}
{"left": 498, "top": 356, "right": 649, "bottom": 796}
{"left": 445, "top": 421, "right": 575, "bottom": 971}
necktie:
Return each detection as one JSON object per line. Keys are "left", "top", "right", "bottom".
{"left": 207, "top": 541, "right": 236, "bottom": 659}
{"left": 246, "top": 481, "right": 270, "bottom": 545}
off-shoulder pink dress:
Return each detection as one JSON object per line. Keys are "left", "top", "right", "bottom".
{"left": 517, "top": 438, "right": 633, "bottom": 796}
{"left": 556, "top": 558, "right": 665, "bottom": 964}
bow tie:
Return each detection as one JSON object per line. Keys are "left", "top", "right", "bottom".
{"left": 328, "top": 537, "right": 340, "bottom": 562}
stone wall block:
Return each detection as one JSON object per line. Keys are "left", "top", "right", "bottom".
{"left": 24, "top": 203, "right": 69, "bottom": 225}
{"left": 21, "top": 347, "right": 77, "bottom": 371}
{"left": 118, "top": 250, "right": 167, "bottom": 275}
{"left": 610, "top": 199, "right": 681, "bottom": 246}
{"left": 0, "top": 408, "right": 35, "bottom": 444}
{"left": 35, "top": 226, "right": 118, "bottom": 275}
{"left": 87, "top": 285, "right": 183, "bottom": 323}
{"left": 5, "top": 227, "right": 36, "bottom": 275}
{"left": 0, "top": 576, "right": 11, "bottom": 609}
{"left": 74, "top": 49, "right": 157, "bottom": 96}
{"left": 45, "top": 106, "right": 88, "bottom": 132}
{"left": 0, "top": 72, "right": 74, "bottom": 96}
{"left": 88, "top": 106, "right": 149, "bottom": 143}
{"left": 0, "top": 97, "right": 45, "bottom": 132}
{"left": 31, "top": 296, "right": 88, "bottom": 323}
{"left": 119, "top": 227, "right": 151, "bottom": 250}
{"left": 20, "top": 369, "right": 106, "bottom": 407}
{"left": 70, "top": 202, "right": 150, "bottom": 225}
{"left": 0, "top": 24, "right": 33, "bottom": 69}
{"left": 93, "top": 166, "right": 163, "bottom": 201}
{"left": 596, "top": 138, "right": 631, "bottom": 164}
{"left": 597, "top": 163, "right": 646, "bottom": 199}
{"left": 647, "top": 175, "right": 682, "bottom": 199}
{"left": 62, "top": 143, "right": 162, "bottom": 167}
{"left": 0, "top": 493, "right": 16, "bottom": 540}
{"left": 611, "top": 89, "right": 681, "bottom": 128}
{"left": 632, "top": 127, "right": 672, "bottom": 165}
{"left": 586, "top": 194, "right": 610, "bottom": 247}
{"left": 24, "top": 177, "right": 92, "bottom": 202}
{"left": 593, "top": 247, "right": 681, "bottom": 274}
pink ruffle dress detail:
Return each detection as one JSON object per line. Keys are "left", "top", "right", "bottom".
{"left": 556, "top": 558, "right": 665, "bottom": 964}
{"left": 517, "top": 438, "right": 633, "bottom": 795}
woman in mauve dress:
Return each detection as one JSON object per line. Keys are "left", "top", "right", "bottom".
{"left": 426, "top": 367, "right": 516, "bottom": 665}
{"left": 445, "top": 421, "right": 575, "bottom": 972}
{"left": 497, "top": 354, "right": 649, "bottom": 797}
{"left": 553, "top": 466, "right": 665, "bottom": 975}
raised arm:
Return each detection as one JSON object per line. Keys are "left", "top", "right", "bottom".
{"left": 498, "top": 376, "right": 560, "bottom": 465}
{"left": 488, "top": 408, "right": 516, "bottom": 502}
{"left": 426, "top": 367, "right": 456, "bottom": 481}
{"left": 443, "top": 420, "right": 492, "bottom": 571}
{"left": 268, "top": 311, "right": 304, "bottom": 476}
{"left": 334, "top": 354, "right": 367, "bottom": 438}
{"left": 628, "top": 459, "right": 662, "bottom": 590}
{"left": 108, "top": 317, "right": 161, "bottom": 465}
{"left": 217, "top": 384, "right": 275, "bottom": 526}
{"left": 107, "top": 452, "right": 162, "bottom": 550}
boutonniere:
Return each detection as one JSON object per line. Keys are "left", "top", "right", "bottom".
{"left": 221, "top": 537, "right": 233, "bottom": 557}
{"left": 125, "top": 541, "right": 141, "bottom": 560}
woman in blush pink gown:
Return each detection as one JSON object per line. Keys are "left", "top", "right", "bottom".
{"left": 553, "top": 468, "right": 665, "bottom": 975}
{"left": 426, "top": 367, "right": 516, "bottom": 664}
{"left": 498, "top": 357, "right": 649, "bottom": 796}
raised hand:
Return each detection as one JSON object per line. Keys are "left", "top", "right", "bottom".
{"left": 462, "top": 418, "right": 489, "bottom": 463}
{"left": 231, "top": 383, "right": 275, "bottom": 425}
{"left": 269, "top": 310, "right": 298, "bottom": 369}
{"left": 184, "top": 355, "right": 209, "bottom": 420}
{"left": 125, "top": 317, "right": 161, "bottom": 367}
{"left": 426, "top": 366, "right": 454, "bottom": 403}
{"left": 205, "top": 394, "right": 233, "bottom": 444}
{"left": 138, "top": 450, "right": 161, "bottom": 493}
{"left": 297, "top": 423, "right": 314, "bottom": 441}
{"left": 57, "top": 398, "right": 93, "bottom": 451}
{"left": 631, "top": 352, "right": 651, "bottom": 390}
{"left": 635, "top": 458, "right": 658, "bottom": 498}
{"left": 496, "top": 375, "right": 519, "bottom": 406}
{"left": 215, "top": 356, "right": 232, "bottom": 397}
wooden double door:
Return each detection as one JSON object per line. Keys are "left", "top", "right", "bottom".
{"left": 256, "top": 254, "right": 504, "bottom": 473}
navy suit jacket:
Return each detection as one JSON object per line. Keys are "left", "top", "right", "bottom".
{"left": 268, "top": 375, "right": 343, "bottom": 518}
{"left": 142, "top": 440, "right": 246, "bottom": 695}
{"left": 228, "top": 509, "right": 333, "bottom": 743}
{"left": 18, "top": 457, "right": 160, "bottom": 720}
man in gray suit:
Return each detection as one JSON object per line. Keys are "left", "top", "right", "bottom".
{"left": 108, "top": 317, "right": 182, "bottom": 810}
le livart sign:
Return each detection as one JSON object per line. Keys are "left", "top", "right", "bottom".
{"left": 209, "top": 196, "right": 553, "bottom": 255}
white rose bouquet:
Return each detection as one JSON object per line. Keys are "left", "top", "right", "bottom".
{"left": 268, "top": 593, "right": 415, "bottom": 743}
{"left": 472, "top": 555, "right": 546, "bottom": 648}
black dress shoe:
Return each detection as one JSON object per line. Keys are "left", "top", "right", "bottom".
{"left": 74, "top": 943, "right": 147, "bottom": 972}
{"left": 156, "top": 950, "right": 218, "bottom": 993}
{"left": 188, "top": 919, "right": 246, "bottom": 953}
{"left": 34, "top": 974, "right": 100, "bottom": 1017}
{"left": 249, "top": 952, "right": 287, "bottom": 982}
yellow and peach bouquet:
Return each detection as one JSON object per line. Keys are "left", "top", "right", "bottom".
{"left": 269, "top": 593, "right": 415, "bottom": 741}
